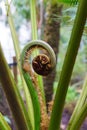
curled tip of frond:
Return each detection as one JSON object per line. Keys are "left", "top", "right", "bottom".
{"left": 21, "top": 40, "right": 56, "bottom": 76}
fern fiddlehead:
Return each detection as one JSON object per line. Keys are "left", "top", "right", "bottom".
{"left": 20, "top": 40, "right": 56, "bottom": 130}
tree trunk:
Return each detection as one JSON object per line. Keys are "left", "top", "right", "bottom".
{"left": 44, "top": 2, "right": 62, "bottom": 106}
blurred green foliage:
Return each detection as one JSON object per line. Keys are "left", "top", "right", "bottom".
{"left": 55, "top": 5, "right": 87, "bottom": 81}
{"left": 13, "top": 0, "right": 30, "bottom": 19}
{"left": 66, "top": 86, "right": 79, "bottom": 103}
{"left": 13, "top": 0, "right": 30, "bottom": 29}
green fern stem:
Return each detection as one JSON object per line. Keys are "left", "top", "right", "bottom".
{"left": 5, "top": 1, "right": 34, "bottom": 129}
{"left": 0, "top": 113, "right": 11, "bottom": 130}
{"left": 67, "top": 75, "right": 87, "bottom": 130}
{"left": 29, "top": 0, "right": 45, "bottom": 102}
{"left": 0, "top": 44, "right": 31, "bottom": 130}
{"left": 48, "top": 0, "right": 87, "bottom": 130}
{"left": 67, "top": 103, "right": 87, "bottom": 130}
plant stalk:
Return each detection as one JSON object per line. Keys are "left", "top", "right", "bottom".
{"left": 29, "top": 0, "right": 45, "bottom": 101}
{"left": 67, "top": 103, "right": 87, "bottom": 130}
{"left": 30, "top": 0, "right": 37, "bottom": 40}
{"left": 0, "top": 44, "right": 31, "bottom": 130}
{"left": 5, "top": 1, "right": 34, "bottom": 129}
{"left": 67, "top": 75, "right": 87, "bottom": 130}
{"left": 48, "top": 0, "right": 87, "bottom": 130}
{"left": 0, "top": 113, "right": 11, "bottom": 130}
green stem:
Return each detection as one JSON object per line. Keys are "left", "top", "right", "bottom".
{"left": 30, "top": 0, "right": 37, "bottom": 40}
{"left": 0, "top": 44, "right": 31, "bottom": 130}
{"left": 5, "top": 1, "right": 34, "bottom": 129}
{"left": 67, "top": 103, "right": 87, "bottom": 130}
{"left": 5, "top": 0, "right": 20, "bottom": 59}
{"left": 67, "top": 75, "right": 87, "bottom": 130}
{"left": 29, "top": 0, "right": 45, "bottom": 101}
{"left": 48, "top": 0, "right": 87, "bottom": 130}
{"left": 20, "top": 42, "right": 41, "bottom": 130}
{"left": 0, "top": 113, "right": 11, "bottom": 130}
{"left": 22, "top": 72, "right": 41, "bottom": 130}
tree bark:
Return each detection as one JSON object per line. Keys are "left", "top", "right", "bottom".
{"left": 44, "top": 2, "right": 62, "bottom": 105}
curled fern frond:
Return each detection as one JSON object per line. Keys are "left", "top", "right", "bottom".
{"left": 21, "top": 40, "right": 56, "bottom": 130}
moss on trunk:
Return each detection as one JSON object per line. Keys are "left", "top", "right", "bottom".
{"left": 44, "top": 2, "right": 62, "bottom": 104}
